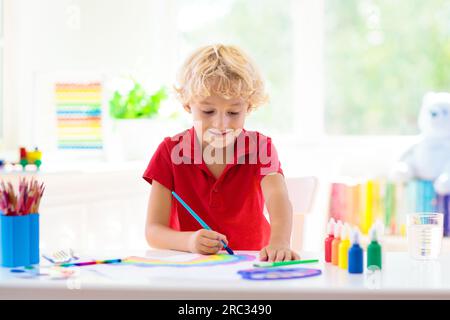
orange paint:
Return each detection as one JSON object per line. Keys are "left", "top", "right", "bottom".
{"left": 331, "top": 221, "right": 342, "bottom": 265}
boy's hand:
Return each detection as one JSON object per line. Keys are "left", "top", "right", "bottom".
{"left": 259, "top": 244, "right": 300, "bottom": 262}
{"left": 188, "top": 229, "right": 228, "bottom": 255}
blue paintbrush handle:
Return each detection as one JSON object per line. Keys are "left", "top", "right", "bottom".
{"left": 172, "top": 191, "right": 234, "bottom": 255}
{"left": 172, "top": 191, "right": 209, "bottom": 229}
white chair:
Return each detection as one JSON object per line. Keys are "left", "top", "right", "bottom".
{"left": 264, "top": 176, "right": 318, "bottom": 252}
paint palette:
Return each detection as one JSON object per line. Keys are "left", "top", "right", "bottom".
{"left": 123, "top": 253, "right": 255, "bottom": 267}
{"left": 237, "top": 267, "right": 322, "bottom": 280}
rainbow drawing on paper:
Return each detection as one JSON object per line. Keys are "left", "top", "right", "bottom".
{"left": 122, "top": 254, "right": 255, "bottom": 268}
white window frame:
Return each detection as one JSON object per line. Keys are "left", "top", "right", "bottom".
{"left": 162, "top": 0, "right": 418, "bottom": 145}
{"left": 286, "top": 0, "right": 417, "bottom": 148}
{"left": 291, "top": 0, "right": 325, "bottom": 139}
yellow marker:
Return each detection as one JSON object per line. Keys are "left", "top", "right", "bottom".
{"left": 338, "top": 223, "right": 351, "bottom": 270}
{"left": 331, "top": 221, "right": 342, "bottom": 265}
{"left": 362, "top": 179, "right": 373, "bottom": 234}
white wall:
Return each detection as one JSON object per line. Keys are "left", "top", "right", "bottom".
{"left": 4, "top": 0, "right": 177, "bottom": 151}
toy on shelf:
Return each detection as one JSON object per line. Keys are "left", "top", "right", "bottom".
{"left": 390, "top": 92, "right": 450, "bottom": 195}
{"left": 19, "top": 147, "right": 42, "bottom": 170}
{"left": 389, "top": 92, "right": 450, "bottom": 235}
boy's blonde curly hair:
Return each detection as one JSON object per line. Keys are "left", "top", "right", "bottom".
{"left": 174, "top": 44, "right": 269, "bottom": 110}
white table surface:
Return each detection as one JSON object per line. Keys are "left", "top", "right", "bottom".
{"left": 0, "top": 249, "right": 449, "bottom": 299}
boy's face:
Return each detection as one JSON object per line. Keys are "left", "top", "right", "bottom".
{"left": 186, "top": 94, "right": 250, "bottom": 149}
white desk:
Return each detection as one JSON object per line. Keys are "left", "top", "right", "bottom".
{"left": 0, "top": 250, "right": 449, "bottom": 299}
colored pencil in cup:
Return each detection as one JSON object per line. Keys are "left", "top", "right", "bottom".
{"left": 0, "top": 178, "right": 45, "bottom": 216}
{"left": 171, "top": 191, "right": 234, "bottom": 255}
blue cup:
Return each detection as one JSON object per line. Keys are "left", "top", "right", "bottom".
{"left": 0, "top": 215, "right": 31, "bottom": 267}
{"left": 29, "top": 213, "right": 40, "bottom": 265}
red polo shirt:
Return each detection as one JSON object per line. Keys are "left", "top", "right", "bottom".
{"left": 143, "top": 127, "right": 283, "bottom": 250}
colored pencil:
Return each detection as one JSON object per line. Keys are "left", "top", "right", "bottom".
{"left": 253, "top": 259, "right": 319, "bottom": 268}
{"left": 171, "top": 191, "right": 234, "bottom": 255}
{"left": 0, "top": 178, "right": 45, "bottom": 216}
{"left": 59, "top": 258, "right": 122, "bottom": 267}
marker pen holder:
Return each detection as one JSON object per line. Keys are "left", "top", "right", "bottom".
{"left": 0, "top": 213, "right": 40, "bottom": 267}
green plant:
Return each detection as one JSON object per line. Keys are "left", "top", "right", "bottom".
{"left": 109, "top": 82, "right": 168, "bottom": 119}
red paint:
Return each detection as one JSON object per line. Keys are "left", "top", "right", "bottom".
{"left": 324, "top": 218, "right": 336, "bottom": 263}
{"left": 325, "top": 234, "right": 334, "bottom": 263}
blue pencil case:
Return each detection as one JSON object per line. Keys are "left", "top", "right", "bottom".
{"left": 29, "top": 213, "right": 40, "bottom": 265}
{"left": 0, "top": 213, "right": 40, "bottom": 267}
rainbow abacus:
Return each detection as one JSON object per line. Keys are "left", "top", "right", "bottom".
{"left": 55, "top": 82, "right": 103, "bottom": 150}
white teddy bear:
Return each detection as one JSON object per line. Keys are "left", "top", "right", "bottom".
{"left": 391, "top": 92, "right": 450, "bottom": 195}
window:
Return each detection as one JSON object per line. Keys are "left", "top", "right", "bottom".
{"left": 7, "top": 0, "right": 448, "bottom": 160}
{"left": 174, "top": 0, "right": 295, "bottom": 134}
{"left": 325, "top": 0, "right": 450, "bottom": 135}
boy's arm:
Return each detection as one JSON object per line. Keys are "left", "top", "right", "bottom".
{"left": 145, "top": 180, "right": 228, "bottom": 254}
{"left": 260, "top": 173, "right": 300, "bottom": 261}
{"left": 145, "top": 180, "right": 193, "bottom": 252}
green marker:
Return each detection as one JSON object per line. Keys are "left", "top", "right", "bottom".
{"left": 253, "top": 259, "right": 319, "bottom": 268}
